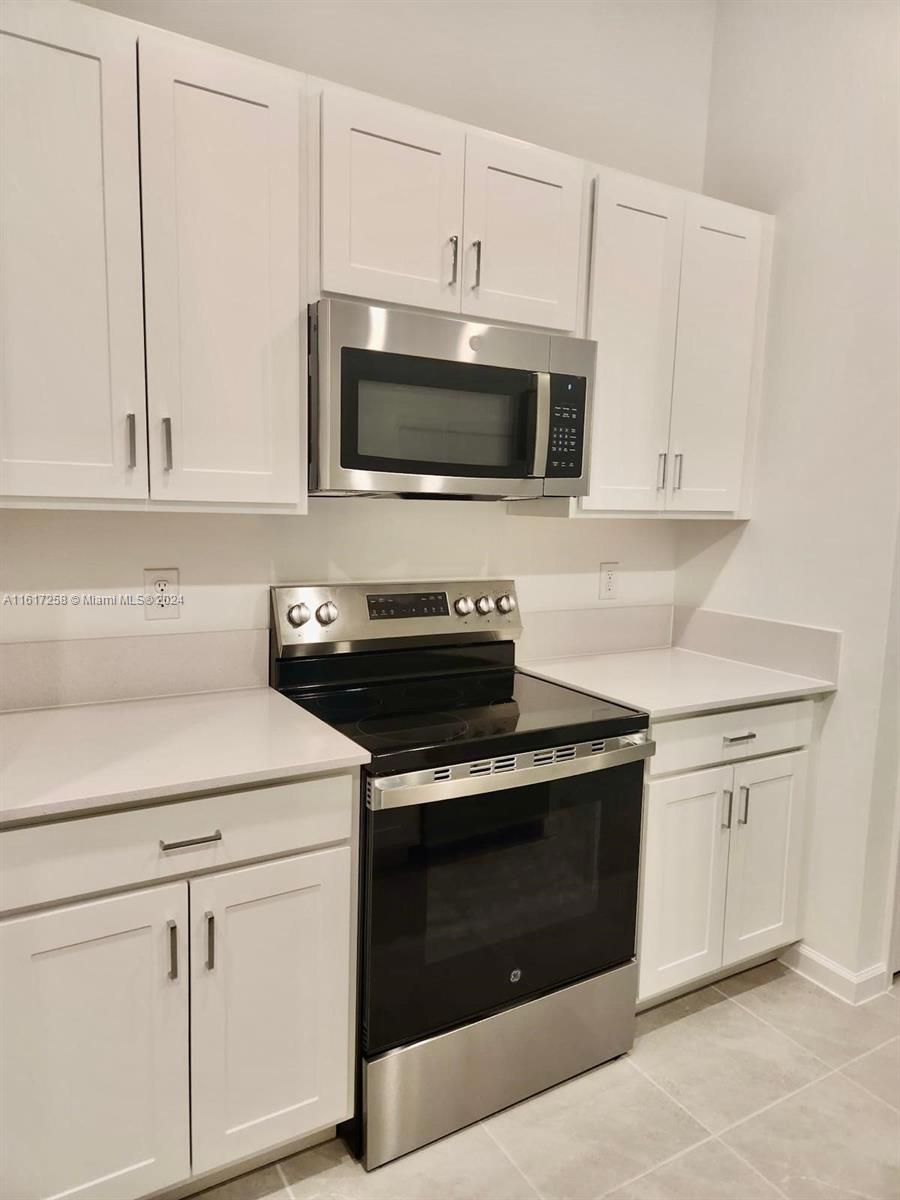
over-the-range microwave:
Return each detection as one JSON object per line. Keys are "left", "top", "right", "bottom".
{"left": 308, "top": 299, "right": 596, "bottom": 499}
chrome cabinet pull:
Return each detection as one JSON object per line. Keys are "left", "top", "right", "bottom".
{"left": 722, "top": 788, "right": 734, "bottom": 830}
{"left": 167, "top": 919, "right": 178, "bottom": 980}
{"left": 739, "top": 785, "right": 751, "bottom": 825}
{"left": 673, "top": 452, "right": 684, "bottom": 491}
{"left": 448, "top": 235, "right": 459, "bottom": 286}
{"left": 159, "top": 829, "right": 222, "bottom": 853}
{"left": 724, "top": 732, "right": 757, "bottom": 745}
{"left": 656, "top": 452, "right": 667, "bottom": 490}
{"left": 162, "top": 417, "right": 174, "bottom": 471}
{"left": 472, "top": 239, "right": 482, "bottom": 289}
{"left": 205, "top": 911, "right": 215, "bottom": 971}
{"left": 126, "top": 413, "right": 137, "bottom": 469}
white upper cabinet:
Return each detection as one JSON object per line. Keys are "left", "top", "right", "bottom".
{"left": 0, "top": 884, "right": 190, "bottom": 1200}
{"left": 461, "top": 132, "right": 583, "bottom": 330}
{"left": 0, "top": 1, "right": 147, "bottom": 500}
{"left": 667, "top": 196, "right": 762, "bottom": 512}
{"left": 189, "top": 848, "right": 353, "bottom": 1174}
{"left": 140, "top": 33, "right": 303, "bottom": 505}
{"left": 584, "top": 172, "right": 684, "bottom": 511}
{"left": 321, "top": 88, "right": 465, "bottom": 312}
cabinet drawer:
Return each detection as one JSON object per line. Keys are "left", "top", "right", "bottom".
{"left": 0, "top": 773, "right": 354, "bottom": 914}
{"left": 649, "top": 700, "right": 813, "bottom": 776}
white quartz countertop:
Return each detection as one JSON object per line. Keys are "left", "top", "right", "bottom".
{"left": 0, "top": 688, "right": 370, "bottom": 827}
{"left": 522, "top": 647, "right": 835, "bottom": 720}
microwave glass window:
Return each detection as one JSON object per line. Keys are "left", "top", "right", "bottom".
{"left": 357, "top": 381, "right": 517, "bottom": 468}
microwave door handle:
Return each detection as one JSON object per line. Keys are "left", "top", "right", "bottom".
{"left": 530, "top": 372, "right": 551, "bottom": 477}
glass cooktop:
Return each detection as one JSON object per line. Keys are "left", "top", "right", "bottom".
{"left": 287, "top": 668, "right": 647, "bottom": 775}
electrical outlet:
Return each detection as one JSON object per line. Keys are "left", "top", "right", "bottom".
{"left": 599, "top": 562, "right": 618, "bottom": 600}
{"left": 143, "top": 568, "right": 181, "bottom": 621}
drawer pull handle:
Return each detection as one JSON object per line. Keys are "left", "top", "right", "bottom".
{"left": 722, "top": 788, "right": 734, "bottom": 830}
{"left": 205, "top": 911, "right": 215, "bottom": 971}
{"left": 167, "top": 919, "right": 178, "bottom": 980}
{"left": 739, "top": 785, "right": 751, "bottom": 825}
{"left": 159, "top": 830, "right": 222, "bottom": 852}
{"left": 724, "top": 732, "right": 757, "bottom": 745}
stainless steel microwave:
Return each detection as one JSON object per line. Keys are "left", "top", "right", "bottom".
{"left": 308, "top": 299, "right": 595, "bottom": 499}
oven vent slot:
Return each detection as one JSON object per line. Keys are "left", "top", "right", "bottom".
{"left": 533, "top": 748, "right": 556, "bottom": 767}
{"left": 493, "top": 755, "right": 516, "bottom": 773}
{"left": 591, "top": 740, "right": 606, "bottom": 754}
{"left": 432, "top": 766, "right": 452, "bottom": 782}
{"left": 554, "top": 745, "right": 576, "bottom": 762}
{"left": 468, "top": 760, "right": 493, "bottom": 776}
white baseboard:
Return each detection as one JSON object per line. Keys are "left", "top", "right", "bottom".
{"left": 780, "top": 943, "right": 891, "bottom": 1006}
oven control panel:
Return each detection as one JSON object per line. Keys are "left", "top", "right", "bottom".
{"left": 271, "top": 580, "right": 521, "bottom": 657}
{"left": 545, "top": 375, "right": 586, "bottom": 479}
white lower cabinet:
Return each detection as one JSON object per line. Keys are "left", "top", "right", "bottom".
{"left": 0, "top": 884, "right": 191, "bottom": 1200}
{"left": 190, "top": 849, "right": 353, "bottom": 1173}
{"left": 639, "top": 750, "right": 808, "bottom": 1002}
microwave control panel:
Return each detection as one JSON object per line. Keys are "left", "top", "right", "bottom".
{"left": 546, "top": 375, "right": 586, "bottom": 478}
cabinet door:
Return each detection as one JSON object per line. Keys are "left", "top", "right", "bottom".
{"left": 583, "top": 173, "right": 684, "bottom": 511}
{"left": 639, "top": 766, "right": 733, "bottom": 1001}
{"left": 140, "top": 34, "right": 302, "bottom": 505}
{"left": 667, "top": 196, "right": 762, "bottom": 511}
{"left": 321, "top": 87, "right": 465, "bottom": 311}
{"left": 461, "top": 132, "right": 583, "bottom": 330}
{"left": 0, "top": 1, "right": 147, "bottom": 499}
{"left": 190, "top": 847, "right": 353, "bottom": 1174}
{"left": 723, "top": 751, "right": 808, "bottom": 966}
{"left": 0, "top": 884, "right": 190, "bottom": 1200}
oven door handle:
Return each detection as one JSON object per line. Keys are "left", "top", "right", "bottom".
{"left": 367, "top": 737, "right": 655, "bottom": 811}
{"left": 529, "top": 372, "right": 551, "bottom": 477}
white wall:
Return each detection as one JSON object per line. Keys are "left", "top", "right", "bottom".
{"left": 79, "top": 0, "right": 717, "bottom": 190}
{"left": 677, "top": 0, "right": 900, "bottom": 978}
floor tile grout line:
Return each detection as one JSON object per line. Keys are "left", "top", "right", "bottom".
{"left": 275, "top": 1159, "right": 296, "bottom": 1200}
{"left": 626, "top": 1054, "right": 715, "bottom": 1137}
{"left": 711, "top": 989, "right": 835, "bottom": 1072}
{"left": 715, "top": 1134, "right": 790, "bottom": 1200}
{"left": 479, "top": 1119, "right": 548, "bottom": 1200}
{"left": 593, "top": 1134, "right": 716, "bottom": 1199}
{"left": 838, "top": 1057, "right": 900, "bottom": 1115}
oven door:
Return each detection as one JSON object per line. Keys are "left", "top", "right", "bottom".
{"left": 362, "top": 745, "right": 649, "bottom": 1056}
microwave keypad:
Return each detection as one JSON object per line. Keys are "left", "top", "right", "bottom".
{"left": 546, "top": 376, "right": 586, "bottom": 478}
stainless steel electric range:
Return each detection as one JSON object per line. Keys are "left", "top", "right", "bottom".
{"left": 269, "top": 580, "right": 654, "bottom": 1169}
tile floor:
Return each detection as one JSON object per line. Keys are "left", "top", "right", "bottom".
{"left": 201, "top": 963, "right": 900, "bottom": 1200}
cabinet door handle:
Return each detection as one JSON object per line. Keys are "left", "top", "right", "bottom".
{"left": 472, "top": 239, "right": 482, "bottom": 289}
{"left": 205, "top": 910, "right": 215, "bottom": 971}
{"left": 162, "top": 417, "right": 174, "bottom": 471}
{"left": 126, "top": 413, "right": 137, "bottom": 469}
{"left": 167, "top": 919, "right": 178, "bottom": 980}
{"left": 656, "top": 452, "right": 667, "bottom": 490}
{"left": 739, "top": 785, "right": 751, "bottom": 825}
{"left": 159, "top": 830, "right": 222, "bottom": 852}
{"left": 448, "top": 235, "right": 459, "bottom": 286}
{"left": 722, "top": 788, "right": 734, "bottom": 830}
{"left": 673, "top": 453, "right": 684, "bottom": 491}
{"left": 724, "top": 732, "right": 757, "bottom": 745}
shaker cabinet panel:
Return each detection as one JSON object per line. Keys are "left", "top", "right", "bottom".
{"left": 639, "top": 766, "right": 733, "bottom": 1001}
{"left": 723, "top": 751, "right": 808, "bottom": 966}
{"left": 140, "top": 34, "right": 302, "bottom": 505}
{"left": 321, "top": 88, "right": 465, "bottom": 312}
{"left": 190, "top": 848, "right": 353, "bottom": 1174}
{"left": 583, "top": 173, "right": 684, "bottom": 511}
{"left": 461, "top": 132, "right": 583, "bottom": 330}
{"left": 0, "top": 884, "right": 190, "bottom": 1200}
{"left": 0, "top": 1, "right": 147, "bottom": 499}
{"left": 667, "top": 197, "right": 762, "bottom": 512}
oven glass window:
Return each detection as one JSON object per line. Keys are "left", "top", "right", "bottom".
{"left": 364, "top": 761, "right": 643, "bottom": 1055}
{"left": 341, "top": 348, "right": 536, "bottom": 478}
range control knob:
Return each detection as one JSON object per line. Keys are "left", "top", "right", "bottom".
{"left": 496, "top": 593, "right": 517, "bottom": 614}
{"left": 316, "top": 601, "right": 339, "bottom": 626}
{"left": 454, "top": 596, "right": 475, "bottom": 616}
{"left": 475, "top": 595, "right": 496, "bottom": 615}
{"left": 287, "top": 602, "right": 311, "bottom": 628}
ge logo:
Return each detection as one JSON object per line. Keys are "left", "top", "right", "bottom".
{"left": 510, "top": 968, "right": 522, "bottom": 983}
